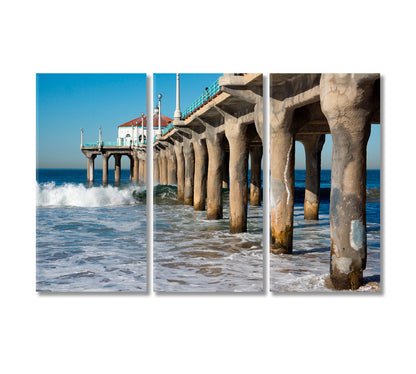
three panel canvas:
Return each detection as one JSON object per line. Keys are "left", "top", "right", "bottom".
{"left": 36, "top": 73, "right": 380, "bottom": 293}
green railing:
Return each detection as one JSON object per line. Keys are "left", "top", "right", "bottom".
{"left": 162, "top": 122, "right": 174, "bottom": 135}
{"left": 181, "top": 79, "right": 220, "bottom": 119}
{"left": 83, "top": 140, "right": 146, "bottom": 147}
{"left": 152, "top": 78, "right": 222, "bottom": 143}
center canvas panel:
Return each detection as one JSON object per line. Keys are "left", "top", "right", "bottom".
{"left": 153, "top": 73, "right": 264, "bottom": 292}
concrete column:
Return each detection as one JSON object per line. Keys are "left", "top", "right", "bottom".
{"left": 102, "top": 153, "right": 110, "bottom": 185}
{"left": 153, "top": 152, "right": 160, "bottom": 184}
{"left": 320, "top": 73, "right": 377, "bottom": 290}
{"left": 193, "top": 137, "right": 208, "bottom": 211}
{"left": 167, "top": 146, "right": 177, "bottom": 186}
{"left": 129, "top": 155, "right": 133, "bottom": 181}
{"left": 183, "top": 138, "right": 194, "bottom": 206}
{"left": 174, "top": 141, "right": 185, "bottom": 200}
{"left": 87, "top": 154, "right": 96, "bottom": 183}
{"left": 143, "top": 154, "right": 147, "bottom": 185}
{"left": 114, "top": 154, "right": 121, "bottom": 185}
{"left": 206, "top": 132, "right": 224, "bottom": 220}
{"left": 160, "top": 149, "right": 168, "bottom": 185}
{"left": 299, "top": 134, "right": 325, "bottom": 220}
{"left": 270, "top": 110, "right": 295, "bottom": 254}
{"left": 225, "top": 120, "right": 249, "bottom": 233}
{"left": 249, "top": 145, "right": 263, "bottom": 206}
{"left": 222, "top": 151, "right": 229, "bottom": 188}
{"left": 133, "top": 153, "right": 139, "bottom": 184}
{"left": 138, "top": 155, "right": 144, "bottom": 185}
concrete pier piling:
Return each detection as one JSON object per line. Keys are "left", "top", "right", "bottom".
{"left": 133, "top": 153, "right": 139, "bottom": 184}
{"left": 206, "top": 132, "right": 224, "bottom": 220}
{"left": 153, "top": 152, "right": 160, "bottom": 184}
{"left": 249, "top": 145, "right": 262, "bottom": 206}
{"left": 222, "top": 151, "right": 229, "bottom": 189}
{"left": 183, "top": 137, "right": 195, "bottom": 206}
{"left": 298, "top": 134, "right": 325, "bottom": 220}
{"left": 102, "top": 153, "right": 110, "bottom": 185}
{"left": 87, "top": 154, "right": 96, "bottom": 183}
{"left": 224, "top": 115, "right": 249, "bottom": 233}
{"left": 193, "top": 136, "right": 208, "bottom": 211}
{"left": 320, "top": 73, "right": 378, "bottom": 290}
{"left": 167, "top": 145, "right": 177, "bottom": 186}
{"left": 173, "top": 139, "right": 185, "bottom": 200}
{"left": 270, "top": 123, "right": 295, "bottom": 254}
{"left": 114, "top": 154, "right": 121, "bottom": 184}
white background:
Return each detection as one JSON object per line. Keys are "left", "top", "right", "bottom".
{"left": 1, "top": 1, "right": 414, "bottom": 373}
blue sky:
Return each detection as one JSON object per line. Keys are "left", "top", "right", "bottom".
{"left": 37, "top": 73, "right": 147, "bottom": 169}
{"left": 37, "top": 73, "right": 380, "bottom": 169}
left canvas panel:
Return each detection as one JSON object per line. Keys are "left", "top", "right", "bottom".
{"left": 36, "top": 73, "right": 148, "bottom": 292}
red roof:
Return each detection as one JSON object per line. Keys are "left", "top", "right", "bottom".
{"left": 118, "top": 114, "right": 173, "bottom": 128}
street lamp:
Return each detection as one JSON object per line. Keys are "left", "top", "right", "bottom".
{"left": 141, "top": 112, "right": 145, "bottom": 144}
{"left": 80, "top": 128, "right": 84, "bottom": 148}
{"left": 174, "top": 73, "right": 181, "bottom": 121}
{"left": 158, "top": 93, "right": 162, "bottom": 136}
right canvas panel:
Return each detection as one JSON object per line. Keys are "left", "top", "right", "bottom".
{"left": 269, "top": 74, "right": 381, "bottom": 292}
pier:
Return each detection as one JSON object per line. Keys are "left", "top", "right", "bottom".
{"left": 154, "top": 73, "right": 380, "bottom": 290}
{"left": 79, "top": 73, "right": 380, "bottom": 290}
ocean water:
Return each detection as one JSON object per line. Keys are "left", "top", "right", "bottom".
{"left": 153, "top": 186, "right": 264, "bottom": 292}
{"left": 36, "top": 169, "right": 147, "bottom": 292}
{"left": 270, "top": 169, "right": 381, "bottom": 292}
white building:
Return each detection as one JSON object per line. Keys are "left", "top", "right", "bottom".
{"left": 117, "top": 107, "right": 173, "bottom": 146}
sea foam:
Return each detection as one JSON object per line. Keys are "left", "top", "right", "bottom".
{"left": 36, "top": 182, "right": 143, "bottom": 207}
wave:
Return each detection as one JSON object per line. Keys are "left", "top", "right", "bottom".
{"left": 153, "top": 184, "right": 179, "bottom": 205}
{"left": 37, "top": 182, "right": 146, "bottom": 207}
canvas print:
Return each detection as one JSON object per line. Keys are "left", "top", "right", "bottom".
{"left": 153, "top": 73, "right": 264, "bottom": 292}
{"left": 36, "top": 73, "right": 148, "bottom": 292}
{"left": 269, "top": 73, "right": 381, "bottom": 292}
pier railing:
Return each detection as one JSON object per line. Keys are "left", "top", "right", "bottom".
{"left": 153, "top": 78, "right": 222, "bottom": 143}
{"left": 83, "top": 140, "right": 146, "bottom": 147}
{"left": 181, "top": 79, "right": 221, "bottom": 119}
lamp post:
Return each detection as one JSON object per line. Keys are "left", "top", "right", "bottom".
{"left": 141, "top": 112, "right": 145, "bottom": 144}
{"left": 157, "top": 93, "right": 162, "bottom": 136}
{"left": 80, "top": 128, "right": 84, "bottom": 148}
{"left": 174, "top": 73, "right": 181, "bottom": 121}
{"left": 99, "top": 126, "right": 102, "bottom": 146}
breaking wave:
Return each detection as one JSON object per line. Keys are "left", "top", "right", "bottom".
{"left": 36, "top": 182, "right": 145, "bottom": 207}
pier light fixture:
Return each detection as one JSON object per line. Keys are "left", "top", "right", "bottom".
{"left": 157, "top": 93, "right": 162, "bottom": 136}
{"left": 174, "top": 73, "right": 181, "bottom": 120}
{"left": 99, "top": 126, "right": 102, "bottom": 146}
{"left": 80, "top": 128, "right": 84, "bottom": 148}
{"left": 141, "top": 112, "right": 145, "bottom": 144}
